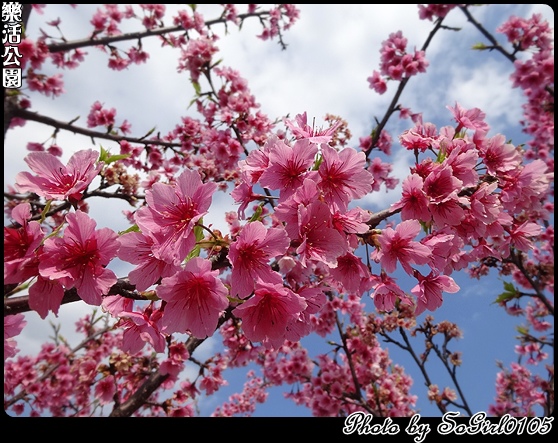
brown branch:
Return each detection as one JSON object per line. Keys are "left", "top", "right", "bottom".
{"left": 10, "top": 106, "right": 182, "bottom": 149}
{"left": 45, "top": 11, "right": 272, "bottom": 54}
{"left": 365, "top": 17, "right": 446, "bottom": 159}
{"left": 458, "top": 5, "right": 517, "bottom": 63}
{"left": 4, "top": 278, "right": 143, "bottom": 316}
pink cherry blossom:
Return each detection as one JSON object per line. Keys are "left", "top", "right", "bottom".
{"left": 135, "top": 168, "right": 217, "bottom": 264}
{"left": 4, "top": 314, "right": 27, "bottom": 361}
{"left": 228, "top": 221, "right": 290, "bottom": 298}
{"left": 258, "top": 137, "right": 317, "bottom": 200}
{"left": 117, "top": 231, "right": 181, "bottom": 291}
{"left": 28, "top": 276, "right": 65, "bottom": 319}
{"left": 390, "top": 173, "right": 431, "bottom": 222}
{"left": 371, "top": 271, "right": 414, "bottom": 312}
{"left": 283, "top": 112, "right": 341, "bottom": 144}
{"left": 15, "top": 149, "right": 103, "bottom": 201}
{"left": 478, "top": 133, "right": 522, "bottom": 176}
{"left": 274, "top": 177, "right": 320, "bottom": 239}
{"left": 295, "top": 200, "right": 348, "bottom": 268}
{"left": 507, "top": 220, "right": 542, "bottom": 253}
{"left": 38, "top": 210, "right": 119, "bottom": 306}
{"left": 329, "top": 252, "right": 373, "bottom": 296}
{"left": 411, "top": 270, "right": 460, "bottom": 315}
{"left": 95, "top": 375, "right": 117, "bottom": 404}
{"left": 233, "top": 281, "right": 307, "bottom": 349}
{"left": 4, "top": 203, "right": 44, "bottom": 285}
{"left": 500, "top": 159, "right": 553, "bottom": 213}
{"left": 157, "top": 257, "right": 229, "bottom": 338}
{"left": 119, "top": 303, "right": 167, "bottom": 354}
{"left": 372, "top": 219, "right": 432, "bottom": 274}
{"left": 311, "top": 144, "right": 374, "bottom": 211}
{"left": 447, "top": 102, "right": 490, "bottom": 134}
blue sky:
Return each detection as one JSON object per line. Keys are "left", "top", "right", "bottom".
{"left": 4, "top": 4, "right": 553, "bottom": 417}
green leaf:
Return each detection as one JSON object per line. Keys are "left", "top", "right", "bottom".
{"left": 106, "top": 153, "right": 131, "bottom": 164}
{"left": 118, "top": 224, "right": 140, "bottom": 235}
{"left": 472, "top": 42, "right": 488, "bottom": 50}
{"left": 493, "top": 281, "right": 519, "bottom": 304}
{"left": 39, "top": 199, "right": 53, "bottom": 224}
{"left": 184, "top": 244, "right": 201, "bottom": 261}
{"left": 184, "top": 220, "right": 205, "bottom": 262}
{"left": 99, "top": 145, "right": 131, "bottom": 165}
{"left": 99, "top": 145, "right": 110, "bottom": 163}
{"left": 192, "top": 80, "right": 201, "bottom": 96}
{"left": 312, "top": 153, "right": 323, "bottom": 171}
{"left": 249, "top": 204, "right": 263, "bottom": 222}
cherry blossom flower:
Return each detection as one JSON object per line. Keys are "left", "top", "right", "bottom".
{"left": 411, "top": 270, "right": 460, "bottom": 315}
{"left": 390, "top": 173, "right": 431, "bottom": 222}
{"left": 371, "top": 271, "right": 414, "bottom": 312}
{"left": 372, "top": 219, "right": 432, "bottom": 274}
{"left": 117, "top": 231, "right": 181, "bottom": 291}
{"left": 119, "top": 303, "right": 167, "bottom": 354}
{"left": 231, "top": 172, "right": 259, "bottom": 220}
{"left": 4, "top": 203, "right": 44, "bottom": 285}
{"left": 95, "top": 376, "right": 117, "bottom": 404}
{"left": 228, "top": 221, "right": 290, "bottom": 299}
{"left": 15, "top": 149, "right": 102, "bottom": 201}
{"left": 86, "top": 100, "right": 116, "bottom": 128}
{"left": 283, "top": 112, "right": 341, "bottom": 144}
{"left": 237, "top": 141, "right": 271, "bottom": 184}
{"left": 38, "top": 210, "right": 119, "bottom": 306}
{"left": 101, "top": 294, "right": 134, "bottom": 317}
{"left": 478, "top": 133, "right": 521, "bottom": 176}
{"left": 157, "top": 257, "right": 229, "bottom": 339}
{"left": 28, "top": 276, "right": 65, "bottom": 319}
{"left": 447, "top": 102, "right": 490, "bottom": 134}
{"left": 310, "top": 144, "right": 374, "bottom": 211}
{"left": 135, "top": 168, "right": 217, "bottom": 264}
{"left": 4, "top": 314, "right": 27, "bottom": 361}
{"left": 258, "top": 137, "right": 317, "bottom": 200}
{"left": 295, "top": 200, "right": 348, "bottom": 268}
{"left": 500, "top": 158, "right": 553, "bottom": 213}
{"left": 507, "top": 220, "right": 542, "bottom": 253}
{"left": 233, "top": 281, "right": 307, "bottom": 349}
{"left": 274, "top": 177, "right": 320, "bottom": 239}
{"left": 399, "top": 118, "right": 440, "bottom": 152}
{"left": 329, "top": 252, "right": 373, "bottom": 296}
{"left": 444, "top": 139, "right": 479, "bottom": 187}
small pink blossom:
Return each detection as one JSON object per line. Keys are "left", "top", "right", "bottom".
{"left": 95, "top": 375, "right": 117, "bottom": 404}
{"left": 15, "top": 149, "right": 102, "bottom": 201}
{"left": 411, "top": 270, "right": 460, "bottom": 315}
{"left": 119, "top": 303, "right": 167, "bottom": 354}
{"left": 158, "top": 257, "right": 229, "bottom": 338}
{"left": 135, "top": 169, "right": 217, "bottom": 264}
{"left": 295, "top": 200, "right": 348, "bottom": 268}
{"left": 38, "top": 210, "right": 119, "bottom": 306}
{"left": 258, "top": 137, "right": 317, "bottom": 200}
{"left": 329, "top": 252, "right": 373, "bottom": 296}
{"left": 4, "top": 203, "right": 44, "bottom": 285}
{"left": 311, "top": 144, "right": 374, "bottom": 211}
{"left": 447, "top": 102, "right": 490, "bottom": 134}
{"left": 371, "top": 272, "right": 414, "bottom": 312}
{"left": 372, "top": 219, "right": 432, "bottom": 274}
{"left": 228, "top": 221, "right": 290, "bottom": 299}
{"left": 117, "top": 231, "right": 181, "bottom": 291}
{"left": 233, "top": 281, "right": 307, "bottom": 349}
{"left": 283, "top": 112, "right": 341, "bottom": 144}
{"left": 28, "top": 276, "right": 65, "bottom": 319}
{"left": 4, "top": 314, "right": 27, "bottom": 361}
{"left": 390, "top": 173, "right": 431, "bottom": 222}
